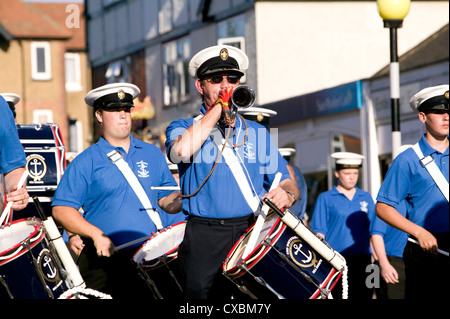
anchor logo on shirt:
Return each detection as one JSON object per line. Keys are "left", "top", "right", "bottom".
{"left": 137, "top": 160, "right": 149, "bottom": 178}
{"left": 360, "top": 201, "right": 369, "bottom": 213}
{"left": 243, "top": 142, "right": 255, "bottom": 160}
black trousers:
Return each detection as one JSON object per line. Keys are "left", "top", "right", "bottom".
{"left": 77, "top": 239, "right": 153, "bottom": 299}
{"left": 375, "top": 256, "right": 406, "bottom": 299}
{"left": 178, "top": 214, "right": 254, "bottom": 299}
{"left": 333, "top": 254, "right": 373, "bottom": 299}
{"left": 403, "top": 232, "right": 449, "bottom": 299}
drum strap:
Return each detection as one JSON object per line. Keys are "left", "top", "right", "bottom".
{"left": 210, "top": 131, "right": 261, "bottom": 213}
{"left": 194, "top": 114, "right": 261, "bottom": 213}
{"left": 107, "top": 150, "right": 163, "bottom": 230}
{"left": 412, "top": 143, "right": 449, "bottom": 202}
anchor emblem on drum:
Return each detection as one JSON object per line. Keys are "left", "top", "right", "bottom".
{"left": 287, "top": 237, "right": 319, "bottom": 269}
{"left": 38, "top": 249, "right": 60, "bottom": 283}
{"left": 292, "top": 242, "right": 313, "bottom": 263}
{"left": 26, "top": 154, "right": 47, "bottom": 183}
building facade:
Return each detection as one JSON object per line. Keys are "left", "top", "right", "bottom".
{"left": 84, "top": 0, "right": 449, "bottom": 214}
{"left": 0, "top": 1, "right": 92, "bottom": 155}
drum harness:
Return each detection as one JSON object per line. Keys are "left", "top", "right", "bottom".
{"left": 107, "top": 150, "right": 184, "bottom": 298}
{"left": 412, "top": 143, "right": 449, "bottom": 202}
{"left": 107, "top": 149, "right": 164, "bottom": 230}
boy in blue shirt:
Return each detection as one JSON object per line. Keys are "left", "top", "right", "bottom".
{"left": 376, "top": 85, "right": 449, "bottom": 299}
{"left": 52, "top": 83, "right": 184, "bottom": 298}
{"left": 311, "top": 152, "right": 375, "bottom": 299}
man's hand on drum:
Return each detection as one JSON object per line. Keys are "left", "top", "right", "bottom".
{"left": 262, "top": 186, "right": 295, "bottom": 210}
{"left": 7, "top": 186, "right": 29, "bottom": 211}
{"left": 68, "top": 234, "right": 85, "bottom": 256}
{"left": 93, "top": 232, "right": 115, "bottom": 257}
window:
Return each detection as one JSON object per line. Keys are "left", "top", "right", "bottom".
{"left": 65, "top": 53, "right": 82, "bottom": 91}
{"left": 102, "top": 0, "right": 122, "bottom": 7}
{"left": 163, "top": 37, "right": 191, "bottom": 107}
{"left": 31, "top": 42, "right": 51, "bottom": 81}
{"left": 105, "top": 58, "right": 130, "bottom": 83}
{"left": 217, "top": 16, "right": 247, "bottom": 83}
{"left": 69, "top": 119, "right": 83, "bottom": 153}
{"left": 33, "top": 110, "right": 53, "bottom": 124}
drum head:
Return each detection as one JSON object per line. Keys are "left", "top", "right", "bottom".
{"left": 0, "top": 218, "right": 44, "bottom": 265}
{"left": 224, "top": 213, "right": 279, "bottom": 271}
{"left": 133, "top": 221, "right": 186, "bottom": 265}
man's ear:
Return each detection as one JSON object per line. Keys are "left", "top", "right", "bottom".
{"left": 195, "top": 78, "right": 204, "bottom": 95}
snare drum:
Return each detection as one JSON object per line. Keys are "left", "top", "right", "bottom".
{"left": 132, "top": 221, "right": 186, "bottom": 299}
{"left": 0, "top": 218, "right": 70, "bottom": 299}
{"left": 16, "top": 123, "right": 66, "bottom": 197}
{"left": 223, "top": 213, "right": 342, "bottom": 299}
{"left": 16, "top": 123, "right": 66, "bottom": 220}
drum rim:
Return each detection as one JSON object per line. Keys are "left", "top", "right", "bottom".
{"left": 0, "top": 218, "right": 45, "bottom": 266}
{"left": 223, "top": 213, "right": 285, "bottom": 278}
{"left": 132, "top": 220, "right": 186, "bottom": 267}
{"left": 310, "top": 268, "right": 342, "bottom": 299}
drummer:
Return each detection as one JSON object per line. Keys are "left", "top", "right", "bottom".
{"left": 165, "top": 45, "right": 298, "bottom": 299}
{"left": 52, "top": 83, "right": 185, "bottom": 299}
{"left": 0, "top": 94, "right": 29, "bottom": 214}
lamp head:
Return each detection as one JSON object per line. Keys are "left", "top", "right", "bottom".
{"left": 377, "top": 0, "right": 411, "bottom": 21}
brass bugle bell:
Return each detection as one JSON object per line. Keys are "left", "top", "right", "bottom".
{"left": 231, "top": 85, "right": 255, "bottom": 109}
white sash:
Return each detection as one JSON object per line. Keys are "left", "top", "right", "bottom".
{"left": 412, "top": 143, "right": 449, "bottom": 202}
{"left": 193, "top": 115, "right": 261, "bottom": 213}
{"left": 211, "top": 134, "right": 261, "bottom": 213}
{"left": 107, "top": 150, "right": 163, "bottom": 230}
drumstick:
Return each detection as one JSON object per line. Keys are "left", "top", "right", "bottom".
{"left": 407, "top": 238, "right": 449, "bottom": 257}
{"left": 242, "top": 172, "right": 282, "bottom": 259}
{"left": 150, "top": 186, "right": 181, "bottom": 191}
{"left": 114, "top": 234, "right": 154, "bottom": 252}
{"left": 0, "top": 170, "right": 28, "bottom": 226}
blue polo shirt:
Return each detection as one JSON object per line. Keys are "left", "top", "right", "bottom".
{"left": 370, "top": 201, "right": 408, "bottom": 258}
{"left": 311, "top": 186, "right": 375, "bottom": 256}
{"left": 376, "top": 134, "right": 449, "bottom": 234}
{"left": 165, "top": 106, "right": 291, "bottom": 219}
{"left": 52, "top": 134, "right": 186, "bottom": 247}
{"left": 0, "top": 96, "right": 26, "bottom": 175}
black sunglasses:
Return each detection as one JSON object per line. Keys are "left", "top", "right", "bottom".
{"left": 205, "top": 74, "right": 241, "bottom": 84}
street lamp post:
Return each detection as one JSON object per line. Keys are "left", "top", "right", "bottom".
{"left": 377, "top": 0, "right": 410, "bottom": 159}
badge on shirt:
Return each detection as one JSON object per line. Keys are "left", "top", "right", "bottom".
{"left": 243, "top": 142, "right": 255, "bottom": 160}
{"left": 360, "top": 201, "right": 369, "bottom": 213}
{"left": 137, "top": 160, "right": 149, "bottom": 178}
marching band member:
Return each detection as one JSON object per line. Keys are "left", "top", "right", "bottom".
{"left": 52, "top": 83, "right": 184, "bottom": 299}
{"left": 165, "top": 45, "right": 299, "bottom": 299}
{"left": 0, "top": 94, "right": 28, "bottom": 213}
{"left": 310, "top": 152, "right": 375, "bottom": 299}
{"left": 376, "top": 85, "right": 449, "bottom": 299}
